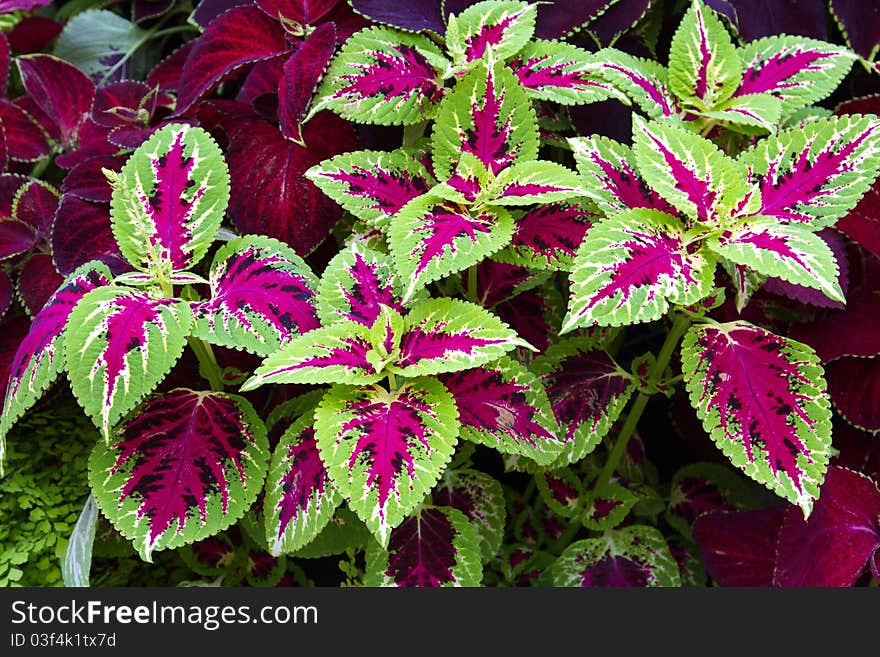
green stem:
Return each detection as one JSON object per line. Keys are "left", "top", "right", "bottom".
{"left": 387, "top": 371, "right": 397, "bottom": 391}
{"left": 466, "top": 265, "right": 478, "bottom": 303}
{"left": 188, "top": 337, "right": 224, "bottom": 392}
{"left": 588, "top": 313, "right": 691, "bottom": 504}
{"left": 29, "top": 157, "right": 50, "bottom": 179}
{"left": 402, "top": 120, "right": 428, "bottom": 147}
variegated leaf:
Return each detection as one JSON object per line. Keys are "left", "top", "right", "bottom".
{"left": 110, "top": 123, "right": 229, "bottom": 274}
{"left": 708, "top": 218, "right": 844, "bottom": 303}
{"left": 510, "top": 40, "right": 625, "bottom": 106}
{"left": 486, "top": 160, "right": 583, "bottom": 205}
{"left": 699, "top": 93, "right": 781, "bottom": 132}
{"left": 431, "top": 57, "right": 538, "bottom": 180}
{"left": 681, "top": 322, "right": 833, "bottom": 515}
{"left": 570, "top": 135, "right": 676, "bottom": 216}
{"left": 190, "top": 236, "right": 320, "bottom": 356}
{"left": 242, "top": 320, "right": 383, "bottom": 388}
{"left": 446, "top": 1, "right": 535, "bottom": 65}
{"left": 562, "top": 209, "right": 715, "bottom": 331}
{"left": 364, "top": 506, "right": 482, "bottom": 586}
{"left": 394, "top": 298, "right": 530, "bottom": 377}
{"left": 532, "top": 339, "right": 636, "bottom": 465}
{"left": 305, "top": 147, "right": 434, "bottom": 231}
{"left": 264, "top": 412, "right": 342, "bottom": 556}
{"left": 740, "top": 115, "right": 880, "bottom": 228}
{"left": 721, "top": 258, "right": 765, "bottom": 313}
{"left": 494, "top": 202, "right": 592, "bottom": 271}
{"left": 313, "top": 27, "right": 447, "bottom": 125}
{"left": 593, "top": 48, "right": 677, "bottom": 118}
{"left": 668, "top": 0, "right": 741, "bottom": 109}
{"left": 314, "top": 379, "right": 459, "bottom": 546}
{"left": 735, "top": 36, "right": 856, "bottom": 114}
{"left": 316, "top": 242, "right": 415, "bottom": 329}
{"left": 0, "top": 262, "right": 111, "bottom": 472}
{"left": 441, "top": 356, "right": 564, "bottom": 465}
{"left": 389, "top": 194, "right": 514, "bottom": 303}
{"left": 632, "top": 116, "right": 751, "bottom": 225}
{"left": 89, "top": 389, "right": 269, "bottom": 560}
{"left": 432, "top": 468, "right": 506, "bottom": 562}
{"left": 64, "top": 286, "right": 194, "bottom": 439}
{"left": 552, "top": 525, "right": 681, "bottom": 587}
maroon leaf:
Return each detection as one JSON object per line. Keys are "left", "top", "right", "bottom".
{"left": 16, "top": 253, "right": 62, "bottom": 316}
{"left": 6, "top": 17, "right": 63, "bottom": 54}
{"left": 0, "top": 100, "right": 51, "bottom": 162}
{"left": 0, "top": 32, "right": 8, "bottom": 98}
{"left": 146, "top": 42, "right": 195, "bottom": 92}
{"left": 256, "top": 0, "right": 339, "bottom": 24}
{"left": 350, "top": 0, "right": 446, "bottom": 34}
{"left": 775, "top": 466, "right": 880, "bottom": 586}
{"left": 51, "top": 196, "right": 127, "bottom": 275}
{"left": 236, "top": 57, "right": 285, "bottom": 114}
{"left": 588, "top": 0, "right": 653, "bottom": 47}
{"left": 15, "top": 55, "right": 95, "bottom": 149}
{"left": 227, "top": 115, "right": 355, "bottom": 255}
{"left": 727, "top": 0, "right": 827, "bottom": 41}
{"left": 836, "top": 180, "right": 880, "bottom": 259}
{"left": 0, "top": 220, "right": 37, "bottom": 261}
{"left": 0, "top": 317, "right": 29, "bottom": 405}
{"left": 175, "top": 6, "right": 292, "bottom": 115}
{"left": 0, "top": 270, "right": 11, "bottom": 319}
{"left": 830, "top": 0, "right": 880, "bottom": 60}
{"left": 54, "top": 119, "right": 118, "bottom": 169}
{"left": 0, "top": 174, "right": 27, "bottom": 216}
{"left": 12, "top": 179, "right": 57, "bottom": 236}
{"left": 61, "top": 156, "right": 124, "bottom": 204}
{"left": 191, "top": 0, "right": 250, "bottom": 29}
{"left": 279, "top": 22, "right": 336, "bottom": 143}
{"left": 826, "top": 356, "right": 880, "bottom": 432}
{"left": 693, "top": 507, "right": 785, "bottom": 586}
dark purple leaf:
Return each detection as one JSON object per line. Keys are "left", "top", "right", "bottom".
{"left": 587, "top": 0, "right": 654, "bottom": 47}
{"left": 472, "top": 261, "right": 535, "bottom": 308}
{"left": 191, "top": 0, "right": 251, "bottom": 30}
{"left": 775, "top": 466, "right": 880, "bottom": 586}
{"left": 0, "top": 270, "right": 11, "bottom": 319}
{"left": 350, "top": 0, "right": 445, "bottom": 34}
{"left": 146, "top": 42, "right": 195, "bottom": 92}
{"left": 693, "top": 507, "right": 785, "bottom": 586}
{"left": 227, "top": 115, "right": 356, "bottom": 255}
{"left": 0, "top": 220, "right": 37, "bottom": 260}
{"left": 256, "top": 0, "right": 339, "bottom": 24}
{"left": 12, "top": 179, "right": 57, "bottom": 236}
{"left": 0, "top": 174, "right": 27, "bottom": 216}
{"left": 236, "top": 56, "right": 285, "bottom": 110}
{"left": 0, "top": 100, "right": 51, "bottom": 163}
{"left": 175, "top": 6, "right": 292, "bottom": 115}
{"left": 91, "top": 389, "right": 269, "bottom": 558}
{"left": 727, "top": 0, "right": 827, "bottom": 41}
{"left": 16, "top": 253, "right": 62, "bottom": 316}
{"left": 830, "top": 0, "right": 880, "bottom": 60}
{"left": 54, "top": 119, "right": 119, "bottom": 169}
{"left": 832, "top": 422, "right": 880, "bottom": 481}
{"left": 61, "top": 156, "right": 124, "bottom": 204}
{"left": 52, "top": 196, "right": 127, "bottom": 275}
{"left": 0, "top": 32, "right": 7, "bottom": 98}
{"left": 0, "top": 317, "right": 29, "bottom": 405}
{"left": 279, "top": 22, "right": 336, "bottom": 143}
{"left": 826, "top": 356, "right": 880, "bottom": 432}
{"left": 92, "top": 81, "right": 151, "bottom": 129}
{"left": 15, "top": 55, "right": 95, "bottom": 150}
{"left": 132, "top": 0, "right": 175, "bottom": 23}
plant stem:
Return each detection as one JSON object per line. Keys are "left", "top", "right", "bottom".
{"left": 466, "top": 265, "right": 478, "bottom": 303}
{"left": 187, "top": 337, "right": 224, "bottom": 392}
{"left": 588, "top": 313, "right": 691, "bottom": 503}
{"left": 402, "top": 120, "right": 428, "bottom": 147}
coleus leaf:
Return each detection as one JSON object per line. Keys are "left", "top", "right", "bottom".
{"left": 348, "top": 0, "right": 446, "bottom": 34}
{"left": 494, "top": 202, "right": 592, "bottom": 271}
{"left": 278, "top": 22, "right": 337, "bottom": 143}
{"left": 532, "top": 339, "right": 636, "bottom": 465}
{"left": 314, "top": 378, "right": 459, "bottom": 546}
{"left": 0, "top": 100, "right": 51, "bottom": 162}
{"left": 389, "top": 194, "right": 514, "bottom": 302}
{"left": 394, "top": 298, "right": 530, "bottom": 377}
{"left": 15, "top": 54, "right": 95, "bottom": 149}
{"left": 243, "top": 320, "right": 381, "bottom": 387}
{"left": 175, "top": 6, "right": 291, "bottom": 115}
{"left": 314, "top": 26, "right": 447, "bottom": 125}
{"left": 0, "top": 220, "right": 37, "bottom": 260}
{"left": 65, "top": 286, "right": 194, "bottom": 439}
{"left": 692, "top": 506, "right": 785, "bottom": 586}
{"left": 510, "top": 40, "right": 624, "bottom": 106}
{"left": 562, "top": 209, "right": 715, "bottom": 331}
{"left": 668, "top": 0, "right": 741, "bottom": 109}
{"left": 431, "top": 468, "right": 506, "bottom": 562}
{"left": 825, "top": 357, "right": 880, "bottom": 433}
{"left": 256, "top": 0, "right": 340, "bottom": 25}
{"left": 699, "top": 92, "right": 781, "bottom": 132}
{"left": 632, "top": 116, "right": 750, "bottom": 225}
{"left": 592, "top": 48, "right": 677, "bottom": 119}
{"left": 735, "top": 36, "right": 855, "bottom": 114}
{"left": 226, "top": 116, "right": 356, "bottom": 256}
{"left": 570, "top": 135, "right": 676, "bottom": 215}
{"left": 739, "top": 115, "right": 880, "bottom": 228}
{"left": 486, "top": 160, "right": 583, "bottom": 205}
{"left": 774, "top": 465, "right": 880, "bottom": 586}
{"left": 316, "top": 243, "right": 413, "bottom": 328}
{"left": 0, "top": 262, "right": 111, "bottom": 471}
{"left": 709, "top": 218, "right": 843, "bottom": 303}
{"left": 89, "top": 389, "right": 269, "bottom": 560}
{"left": 191, "top": 236, "right": 320, "bottom": 356}
{"left": 441, "top": 356, "right": 564, "bottom": 465}
{"left": 264, "top": 412, "right": 342, "bottom": 556}
{"left": 292, "top": 506, "right": 373, "bottom": 559}
{"left": 552, "top": 525, "right": 681, "bottom": 587}
{"left": 830, "top": 0, "right": 880, "bottom": 61}
{"left": 61, "top": 155, "right": 124, "bottom": 204}
{"left": 582, "top": 481, "right": 638, "bottom": 531}
{"left": 110, "top": 123, "right": 230, "bottom": 275}
{"left": 665, "top": 462, "right": 752, "bottom": 537}
{"left": 586, "top": 0, "right": 654, "bottom": 48}
{"left": 445, "top": 0, "right": 536, "bottom": 65}
{"left": 305, "top": 147, "right": 434, "bottom": 231}
{"left": 0, "top": 271, "right": 11, "bottom": 320}
{"left": 51, "top": 196, "right": 127, "bottom": 276}
{"left": 680, "top": 321, "right": 832, "bottom": 515}
{"left": 364, "top": 505, "right": 482, "bottom": 586}
{"left": 536, "top": 469, "right": 583, "bottom": 518}
{"left": 431, "top": 57, "right": 538, "bottom": 179}
{"left": 723, "top": 0, "right": 827, "bottom": 42}
{"left": 17, "top": 254, "right": 63, "bottom": 317}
